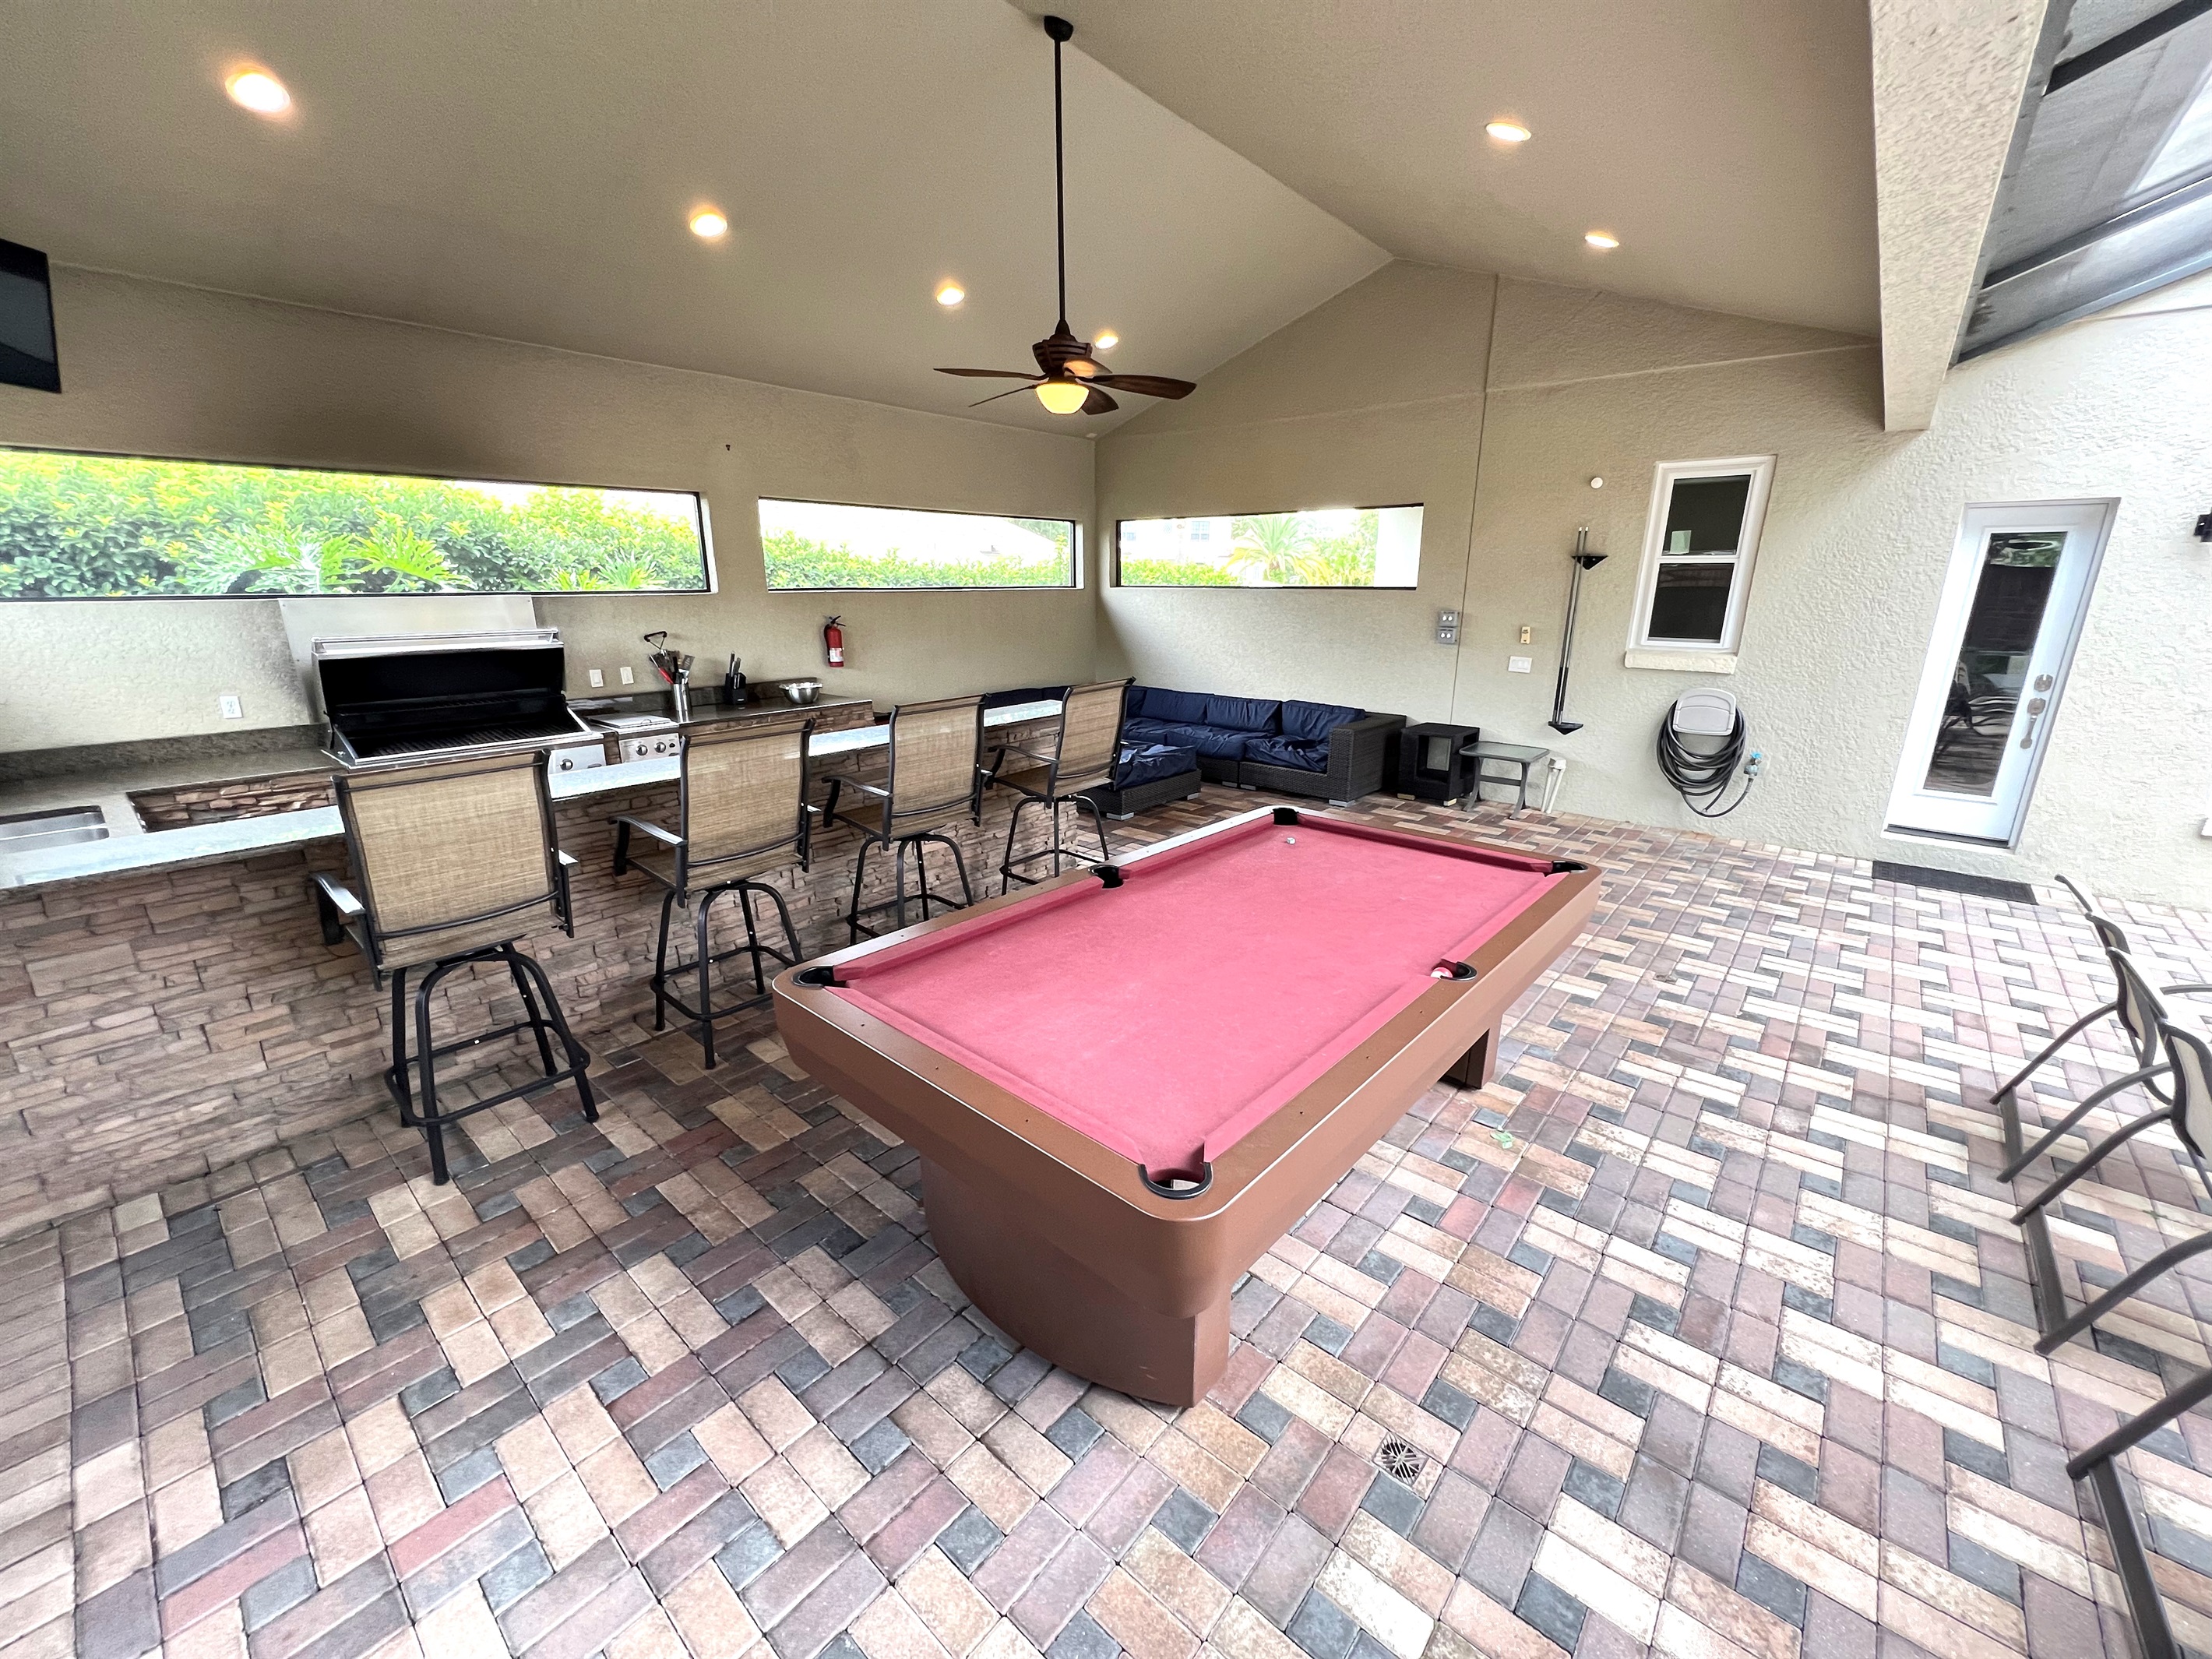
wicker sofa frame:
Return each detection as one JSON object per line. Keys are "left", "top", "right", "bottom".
{"left": 1224, "top": 711, "right": 1407, "bottom": 804}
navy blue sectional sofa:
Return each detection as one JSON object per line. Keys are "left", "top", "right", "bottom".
{"left": 1122, "top": 685, "right": 1405, "bottom": 804}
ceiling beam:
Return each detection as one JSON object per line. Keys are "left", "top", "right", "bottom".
{"left": 1868, "top": 0, "right": 2052, "bottom": 431}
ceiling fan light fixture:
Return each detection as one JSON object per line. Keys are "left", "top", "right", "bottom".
{"left": 225, "top": 67, "right": 291, "bottom": 116}
{"left": 1035, "top": 379, "right": 1090, "bottom": 414}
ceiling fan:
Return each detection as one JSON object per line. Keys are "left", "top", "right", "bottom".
{"left": 937, "top": 15, "right": 1196, "bottom": 418}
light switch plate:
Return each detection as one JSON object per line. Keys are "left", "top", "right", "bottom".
{"left": 1518, "top": 625, "right": 1533, "bottom": 645}
{"left": 587, "top": 668, "right": 605, "bottom": 688}
{"left": 1508, "top": 656, "right": 1533, "bottom": 674}
{"left": 218, "top": 695, "right": 243, "bottom": 719}
{"left": 619, "top": 666, "right": 636, "bottom": 685}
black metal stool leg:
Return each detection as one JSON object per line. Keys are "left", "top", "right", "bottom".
{"left": 509, "top": 950, "right": 597, "bottom": 1122}
{"left": 738, "top": 886, "right": 767, "bottom": 995}
{"left": 759, "top": 880, "right": 805, "bottom": 967}
{"left": 845, "top": 837, "right": 875, "bottom": 943}
{"left": 932, "top": 833, "right": 976, "bottom": 907}
{"left": 388, "top": 966, "right": 415, "bottom": 1123}
{"left": 505, "top": 947, "right": 558, "bottom": 1076}
{"left": 1000, "top": 794, "right": 1033, "bottom": 893}
{"left": 695, "top": 888, "right": 718, "bottom": 1069}
{"left": 412, "top": 966, "right": 449, "bottom": 1185}
{"left": 650, "top": 889, "right": 678, "bottom": 1031}
{"left": 2000, "top": 1063, "right": 2168, "bottom": 1181}
{"left": 1083, "top": 794, "right": 1111, "bottom": 861}
{"left": 892, "top": 838, "right": 911, "bottom": 931}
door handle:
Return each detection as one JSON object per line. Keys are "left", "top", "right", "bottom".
{"left": 2018, "top": 695, "right": 2048, "bottom": 749}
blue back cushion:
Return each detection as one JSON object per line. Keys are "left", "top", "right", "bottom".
{"left": 1137, "top": 686, "right": 1211, "bottom": 724}
{"left": 1280, "top": 699, "right": 1365, "bottom": 742}
{"left": 1203, "top": 695, "right": 1282, "bottom": 734}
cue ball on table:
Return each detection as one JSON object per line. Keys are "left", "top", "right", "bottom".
{"left": 1284, "top": 836, "right": 1296, "bottom": 844}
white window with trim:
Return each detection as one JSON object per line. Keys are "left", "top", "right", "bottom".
{"left": 1627, "top": 456, "right": 1775, "bottom": 660}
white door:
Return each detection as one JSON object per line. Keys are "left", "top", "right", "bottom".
{"left": 1885, "top": 500, "right": 2114, "bottom": 845}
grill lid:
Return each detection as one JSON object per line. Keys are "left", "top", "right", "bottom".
{"left": 314, "top": 629, "right": 593, "bottom": 766}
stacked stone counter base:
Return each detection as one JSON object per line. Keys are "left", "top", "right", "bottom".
{"left": 0, "top": 722, "right": 1069, "bottom": 1237}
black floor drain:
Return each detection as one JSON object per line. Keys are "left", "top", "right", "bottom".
{"left": 1872, "top": 861, "right": 2038, "bottom": 906}
{"left": 1376, "top": 1437, "right": 1425, "bottom": 1482}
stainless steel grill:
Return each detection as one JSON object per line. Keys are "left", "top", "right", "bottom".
{"left": 314, "top": 629, "right": 594, "bottom": 768}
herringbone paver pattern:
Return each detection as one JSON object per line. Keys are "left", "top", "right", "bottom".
{"left": 5, "top": 784, "right": 2211, "bottom": 1659}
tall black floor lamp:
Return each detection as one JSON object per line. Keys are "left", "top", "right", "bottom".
{"left": 1548, "top": 528, "right": 1607, "bottom": 735}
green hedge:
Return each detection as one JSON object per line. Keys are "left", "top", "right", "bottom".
{"left": 0, "top": 449, "right": 710, "bottom": 597}
{"left": 763, "top": 529, "right": 1073, "bottom": 590}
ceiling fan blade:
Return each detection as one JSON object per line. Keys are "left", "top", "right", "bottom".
{"left": 937, "top": 368, "right": 1043, "bottom": 379}
{"left": 1090, "top": 373, "right": 1196, "bottom": 400}
{"left": 968, "top": 383, "right": 1043, "bottom": 408}
{"left": 1081, "top": 386, "right": 1119, "bottom": 415}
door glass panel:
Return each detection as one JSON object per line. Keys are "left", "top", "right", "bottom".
{"left": 1919, "top": 530, "right": 2064, "bottom": 797}
{"left": 1648, "top": 561, "right": 1734, "bottom": 642}
{"left": 1662, "top": 474, "right": 1752, "bottom": 552}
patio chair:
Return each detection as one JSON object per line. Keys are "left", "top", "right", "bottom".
{"left": 985, "top": 678, "right": 1129, "bottom": 892}
{"left": 611, "top": 716, "right": 814, "bottom": 1069}
{"left": 819, "top": 694, "right": 985, "bottom": 941}
{"left": 2013, "top": 999, "right": 2212, "bottom": 1356}
{"left": 313, "top": 749, "right": 598, "bottom": 1184}
{"left": 1993, "top": 874, "right": 2212, "bottom": 1178}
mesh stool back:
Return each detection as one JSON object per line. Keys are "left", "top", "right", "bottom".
{"left": 681, "top": 717, "right": 812, "bottom": 874}
{"left": 337, "top": 751, "right": 562, "bottom": 970}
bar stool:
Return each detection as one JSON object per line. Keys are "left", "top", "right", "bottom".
{"left": 610, "top": 717, "right": 814, "bottom": 1068}
{"left": 985, "top": 678, "right": 1130, "bottom": 891}
{"left": 819, "top": 695, "right": 984, "bottom": 941}
{"left": 312, "top": 749, "right": 598, "bottom": 1185}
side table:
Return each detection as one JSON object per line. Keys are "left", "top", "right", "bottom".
{"left": 1394, "top": 722, "right": 1482, "bottom": 803}
{"left": 1461, "top": 741, "right": 1552, "bottom": 814}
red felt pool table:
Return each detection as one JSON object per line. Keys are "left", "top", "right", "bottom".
{"left": 773, "top": 805, "right": 1598, "bottom": 1404}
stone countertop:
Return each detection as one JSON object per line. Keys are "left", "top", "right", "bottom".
{"left": 0, "top": 692, "right": 874, "bottom": 845}
{"left": 0, "top": 699, "right": 1062, "bottom": 893}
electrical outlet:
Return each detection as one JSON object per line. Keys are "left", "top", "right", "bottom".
{"left": 1518, "top": 625, "right": 1533, "bottom": 645}
{"left": 1435, "top": 608, "right": 1460, "bottom": 646}
{"left": 619, "top": 666, "right": 635, "bottom": 685}
{"left": 587, "top": 668, "right": 604, "bottom": 688}
{"left": 1508, "top": 656, "right": 1532, "bottom": 674}
{"left": 218, "top": 694, "right": 243, "bottom": 719}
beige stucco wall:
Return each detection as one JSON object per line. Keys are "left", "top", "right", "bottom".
{"left": 1099, "top": 262, "right": 2212, "bottom": 906}
{"left": 0, "top": 268, "right": 1098, "bottom": 752}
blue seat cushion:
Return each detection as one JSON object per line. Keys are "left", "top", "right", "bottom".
{"left": 1120, "top": 717, "right": 1179, "bottom": 746}
{"left": 1203, "top": 695, "right": 1282, "bottom": 734}
{"left": 1147, "top": 720, "right": 1252, "bottom": 759}
{"left": 1243, "top": 734, "right": 1332, "bottom": 773}
{"left": 1132, "top": 686, "right": 1210, "bottom": 723}
{"left": 1113, "top": 743, "right": 1198, "bottom": 788}
{"left": 1280, "top": 699, "right": 1365, "bottom": 742}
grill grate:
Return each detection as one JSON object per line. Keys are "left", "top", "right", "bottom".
{"left": 1375, "top": 1437, "right": 1425, "bottom": 1483}
{"left": 354, "top": 720, "right": 585, "bottom": 759}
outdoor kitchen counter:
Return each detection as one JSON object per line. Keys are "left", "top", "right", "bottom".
{"left": 0, "top": 698, "right": 1063, "bottom": 892}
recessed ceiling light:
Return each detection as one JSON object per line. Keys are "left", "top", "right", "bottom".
{"left": 1485, "top": 121, "right": 1531, "bottom": 144}
{"left": 935, "top": 282, "right": 966, "bottom": 307}
{"left": 1584, "top": 231, "right": 1620, "bottom": 249}
{"left": 689, "top": 208, "right": 728, "bottom": 240}
{"left": 1092, "top": 329, "right": 1118, "bottom": 351}
{"left": 224, "top": 68, "right": 291, "bottom": 116}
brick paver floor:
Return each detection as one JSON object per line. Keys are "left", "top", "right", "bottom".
{"left": 5, "top": 785, "right": 2212, "bottom": 1659}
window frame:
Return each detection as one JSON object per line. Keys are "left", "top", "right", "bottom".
{"left": 756, "top": 495, "right": 1082, "bottom": 593}
{"left": 1626, "top": 456, "right": 1775, "bottom": 655}
{"left": 1112, "top": 502, "right": 1425, "bottom": 590}
{"left": 0, "top": 442, "right": 717, "bottom": 601}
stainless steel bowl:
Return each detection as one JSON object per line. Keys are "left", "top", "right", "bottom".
{"left": 782, "top": 679, "right": 824, "bottom": 706}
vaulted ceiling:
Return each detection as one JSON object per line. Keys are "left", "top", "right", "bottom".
{"left": 0, "top": 0, "right": 1890, "bottom": 434}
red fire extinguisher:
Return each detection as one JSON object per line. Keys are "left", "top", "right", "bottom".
{"left": 822, "top": 615, "right": 847, "bottom": 668}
